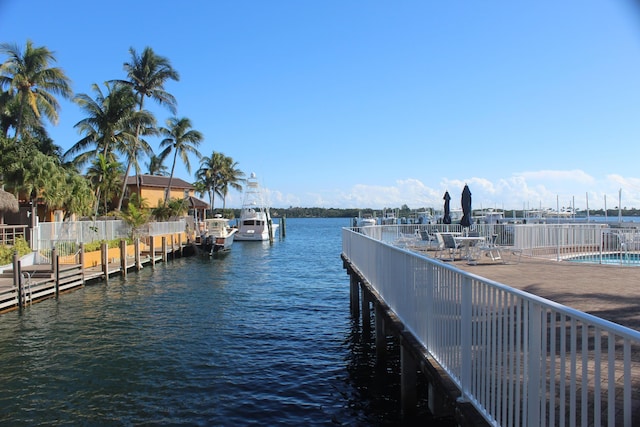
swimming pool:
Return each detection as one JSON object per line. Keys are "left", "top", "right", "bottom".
{"left": 566, "top": 252, "right": 640, "bottom": 266}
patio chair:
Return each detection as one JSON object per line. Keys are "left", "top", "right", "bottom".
{"left": 439, "top": 233, "right": 462, "bottom": 261}
{"left": 472, "top": 234, "right": 503, "bottom": 263}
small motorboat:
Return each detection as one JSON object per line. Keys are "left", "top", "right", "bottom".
{"left": 200, "top": 215, "right": 237, "bottom": 255}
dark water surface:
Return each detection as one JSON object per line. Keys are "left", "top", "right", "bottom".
{"left": 0, "top": 218, "right": 449, "bottom": 426}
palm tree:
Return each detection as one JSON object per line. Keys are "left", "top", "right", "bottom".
{"left": 85, "top": 153, "right": 123, "bottom": 215}
{"left": 0, "top": 40, "right": 72, "bottom": 140}
{"left": 217, "top": 156, "right": 244, "bottom": 212}
{"left": 114, "top": 46, "right": 179, "bottom": 211}
{"left": 158, "top": 117, "right": 202, "bottom": 205}
{"left": 64, "top": 82, "right": 140, "bottom": 168}
{"left": 195, "top": 151, "right": 225, "bottom": 212}
{"left": 146, "top": 154, "right": 169, "bottom": 176}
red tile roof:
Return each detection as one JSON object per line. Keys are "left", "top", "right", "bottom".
{"left": 124, "top": 174, "right": 194, "bottom": 189}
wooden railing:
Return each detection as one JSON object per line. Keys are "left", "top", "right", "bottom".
{"left": 0, "top": 225, "right": 27, "bottom": 246}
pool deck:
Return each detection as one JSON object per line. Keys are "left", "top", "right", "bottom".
{"left": 439, "top": 251, "right": 640, "bottom": 332}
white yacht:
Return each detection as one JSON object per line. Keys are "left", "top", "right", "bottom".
{"left": 235, "top": 173, "right": 279, "bottom": 241}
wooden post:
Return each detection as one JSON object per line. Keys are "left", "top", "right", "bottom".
{"left": 400, "top": 343, "right": 417, "bottom": 418}
{"left": 149, "top": 236, "right": 155, "bottom": 267}
{"left": 54, "top": 251, "right": 60, "bottom": 298}
{"left": 79, "top": 243, "right": 85, "bottom": 285}
{"left": 280, "top": 216, "right": 286, "bottom": 238}
{"left": 13, "top": 251, "right": 21, "bottom": 309}
{"left": 101, "top": 242, "right": 108, "bottom": 284}
{"left": 350, "top": 274, "right": 360, "bottom": 318}
{"left": 361, "top": 287, "right": 371, "bottom": 337}
{"left": 134, "top": 238, "right": 141, "bottom": 270}
{"left": 375, "top": 302, "right": 387, "bottom": 360}
{"left": 162, "top": 236, "right": 167, "bottom": 262}
{"left": 178, "top": 234, "right": 183, "bottom": 257}
{"left": 171, "top": 234, "right": 175, "bottom": 259}
{"left": 119, "top": 239, "right": 126, "bottom": 278}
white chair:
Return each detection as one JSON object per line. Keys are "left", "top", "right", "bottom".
{"left": 472, "top": 234, "right": 503, "bottom": 263}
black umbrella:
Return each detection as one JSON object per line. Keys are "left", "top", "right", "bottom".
{"left": 442, "top": 191, "right": 451, "bottom": 224}
{"left": 460, "top": 184, "right": 472, "bottom": 228}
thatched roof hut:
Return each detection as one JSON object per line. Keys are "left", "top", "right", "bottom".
{"left": 0, "top": 189, "right": 19, "bottom": 213}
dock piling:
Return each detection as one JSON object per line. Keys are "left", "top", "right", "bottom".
{"left": 119, "top": 239, "right": 127, "bottom": 278}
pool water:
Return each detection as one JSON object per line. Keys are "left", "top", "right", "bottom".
{"left": 566, "top": 252, "right": 640, "bottom": 266}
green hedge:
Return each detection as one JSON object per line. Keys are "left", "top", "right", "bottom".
{"left": 83, "top": 238, "right": 133, "bottom": 253}
{"left": 0, "top": 237, "right": 32, "bottom": 266}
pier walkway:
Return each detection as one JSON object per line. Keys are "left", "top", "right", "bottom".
{"left": 449, "top": 253, "right": 640, "bottom": 332}
{"left": 342, "top": 227, "right": 640, "bottom": 427}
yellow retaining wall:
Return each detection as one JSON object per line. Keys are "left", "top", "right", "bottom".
{"left": 79, "top": 233, "right": 187, "bottom": 268}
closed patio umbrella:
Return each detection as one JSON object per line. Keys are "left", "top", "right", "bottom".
{"left": 442, "top": 191, "right": 451, "bottom": 224}
{"left": 460, "top": 184, "right": 472, "bottom": 228}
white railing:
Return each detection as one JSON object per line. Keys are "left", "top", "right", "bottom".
{"left": 514, "top": 224, "right": 640, "bottom": 263}
{"left": 365, "top": 223, "right": 640, "bottom": 265}
{"left": 149, "top": 219, "right": 186, "bottom": 236}
{"left": 35, "top": 219, "right": 187, "bottom": 252}
{"left": 342, "top": 227, "right": 640, "bottom": 426}
{"left": 36, "top": 220, "right": 130, "bottom": 248}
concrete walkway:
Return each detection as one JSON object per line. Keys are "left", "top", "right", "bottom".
{"left": 440, "top": 252, "right": 640, "bottom": 331}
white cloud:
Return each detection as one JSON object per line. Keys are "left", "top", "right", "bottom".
{"left": 220, "top": 169, "right": 640, "bottom": 210}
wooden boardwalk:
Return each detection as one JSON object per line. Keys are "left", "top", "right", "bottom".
{"left": 0, "top": 245, "right": 192, "bottom": 313}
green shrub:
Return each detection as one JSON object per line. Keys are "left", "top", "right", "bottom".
{"left": 0, "top": 237, "right": 32, "bottom": 266}
{"left": 83, "top": 238, "right": 133, "bottom": 253}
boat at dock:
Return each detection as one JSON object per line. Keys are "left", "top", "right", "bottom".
{"left": 200, "top": 215, "right": 237, "bottom": 254}
{"left": 235, "top": 173, "right": 278, "bottom": 241}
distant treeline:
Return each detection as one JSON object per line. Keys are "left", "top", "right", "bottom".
{"left": 218, "top": 206, "right": 640, "bottom": 219}
{"left": 226, "top": 207, "right": 373, "bottom": 219}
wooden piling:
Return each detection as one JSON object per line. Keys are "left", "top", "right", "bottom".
{"left": 280, "top": 216, "right": 286, "bottom": 238}
{"left": 119, "top": 239, "right": 126, "bottom": 278}
{"left": 400, "top": 343, "right": 417, "bottom": 417}
{"left": 101, "top": 242, "right": 108, "bottom": 284}
{"left": 375, "top": 302, "right": 387, "bottom": 359}
{"left": 162, "top": 236, "right": 167, "bottom": 262}
{"left": 149, "top": 236, "right": 155, "bottom": 266}
{"left": 349, "top": 274, "right": 360, "bottom": 318}
{"left": 134, "top": 238, "right": 141, "bottom": 270}
{"left": 361, "top": 287, "right": 371, "bottom": 336}
{"left": 13, "top": 251, "right": 21, "bottom": 309}
{"left": 79, "top": 243, "right": 85, "bottom": 284}
{"left": 52, "top": 248, "right": 59, "bottom": 297}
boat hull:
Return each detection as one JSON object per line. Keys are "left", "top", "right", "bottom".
{"left": 234, "top": 224, "right": 279, "bottom": 241}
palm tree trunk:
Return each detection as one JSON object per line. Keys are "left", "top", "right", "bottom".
{"left": 116, "top": 160, "right": 132, "bottom": 211}
{"left": 164, "top": 152, "right": 178, "bottom": 206}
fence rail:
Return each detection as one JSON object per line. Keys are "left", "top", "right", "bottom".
{"left": 342, "top": 227, "right": 640, "bottom": 426}
{"left": 0, "top": 225, "right": 27, "bottom": 245}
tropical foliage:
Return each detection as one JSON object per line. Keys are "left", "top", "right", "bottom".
{"left": 0, "top": 39, "right": 245, "bottom": 226}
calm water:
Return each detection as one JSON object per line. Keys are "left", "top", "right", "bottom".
{"left": 0, "top": 218, "right": 446, "bottom": 426}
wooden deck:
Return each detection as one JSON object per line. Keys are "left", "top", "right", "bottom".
{"left": 0, "top": 244, "right": 193, "bottom": 313}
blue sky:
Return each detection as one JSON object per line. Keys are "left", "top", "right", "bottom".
{"left": 2, "top": 1, "right": 640, "bottom": 211}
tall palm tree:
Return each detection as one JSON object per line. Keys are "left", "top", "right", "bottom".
{"left": 196, "top": 151, "right": 225, "bottom": 211}
{"left": 64, "top": 82, "right": 141, "bottom": 168}
{"left": 0, "top": 40, "right": 72, "bottom": 140}
{"left": 114, "top": 46, "right": 179, "bottom": 211}
{"left": 158, "top": 117, "right": 202, "bottom": 205}
{"left": 146, "top": 154, "right": 169, "bottom": 176}
{"left": 217, "top": 156, "right": 244, "bottom": 212}
{"left": 85, "top": 153, "right": 123, "bottom": 215}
